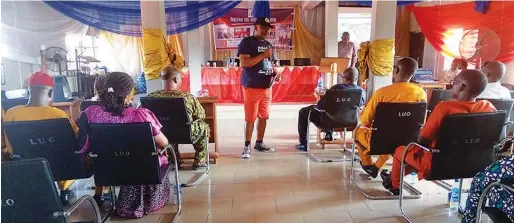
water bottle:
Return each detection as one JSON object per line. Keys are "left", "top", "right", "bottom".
{"left": 172, "top": 175, "right": 182, "bottom": 204}
{"left": 449, "top": 179, "right": 460, "bottom": 213}
{"left": 406, "top": 172, "right": 418, "bottom": 185}
{"left": 316, "top": 75, "right": 324, "bottom": 93}
{"left": 225, "top": 57, "right": 230, "bottom": 68}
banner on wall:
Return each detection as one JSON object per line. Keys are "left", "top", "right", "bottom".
{"left": 213, "top": 8, "right": 294, "bottom": 50}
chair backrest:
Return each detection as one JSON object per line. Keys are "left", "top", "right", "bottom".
{"left": 428, "top": 89, "right": 452, "bottom": 111}
{"left": 294, "top": 58, "right": 311, "bottom": 66}
{"left": 140, "top": 97, "right": 193, "bottom": 144}
{"left": 3, "top": 119, "right": 91, "bottom": 181}
{"left": 369, "top": 102, "right": 427, "bottom": 155}
{"left": 88, "top": 122, "right": 162, "bottom": 186}
{"left": 279, "top": 60, "right": 291, "bottom": 66}
{"left": 319, "top": 89, "right": 362, "bottom": 128}
{"left": 427, "top": 112, "right": 505, "bottom": 180}
{"left": 207, "top": 60, "right": 223, "bottom": 67}
{"left": 2, "top": 158, "right": 65, "bottom": 223}
{"left": 80, "top": 100, "right": 101, "bottom": 112}
{"left": 1, "top": 98, "right": 28, "bottom": 112}
{"left": 481, "top": 99, "right": 514, "bottom": 139}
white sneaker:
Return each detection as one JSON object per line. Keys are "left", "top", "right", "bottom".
{"left": 241, "top": 145, "right": 252, "bottom": 159}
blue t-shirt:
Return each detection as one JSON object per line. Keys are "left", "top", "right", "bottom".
{"left": 317, "top": 84, "right": 366, "bottom": 109}
{"left": 237, "top": 36, "right": 275, "bottom": 89}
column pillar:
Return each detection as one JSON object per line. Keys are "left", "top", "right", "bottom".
{"left": 186, "top": 1, "right": 203, "bottom": 95}
{"left": 324, "top": 0, "right": 339, "bottom": 88}
{"left": 367, "top": 0, "right": 397, "bottom": 98}
{"left": 141, "top": 0, "right": 167, "bottom": 94}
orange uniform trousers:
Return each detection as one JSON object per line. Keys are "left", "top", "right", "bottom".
{"left": 354, "top": 126, "right": 391, "bottom": 169}
{"left": 391, "top": 145, "right": 432, "bottom": 189}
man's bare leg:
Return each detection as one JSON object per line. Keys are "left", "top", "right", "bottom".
{"left": 242, "top": 121, "right": 254, "bottom": 159}
{"left": 256, "top": 118, "right": 267, "bottom": 141}
{"left": 254, "top": 118, "right": 274, "bottom": 152}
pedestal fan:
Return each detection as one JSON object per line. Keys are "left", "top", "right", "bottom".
{"left": 44, "top": 47, "right": 69, "bottom": 75}
{"left": 459, "top": 28, "right": 501, "bottom": 69}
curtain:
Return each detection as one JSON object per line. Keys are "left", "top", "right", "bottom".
{"left": 409, "top": 1, "right": 514, "bottom": 64}
{"left": 44, "top": 1, "right": 240, "bottom": 36}
{"left": 394, "top": 6, "right": 410, "bottom": 57}
{"left": 293, "top": 6, "right": 324, "bottom": 65}
{"left": 97, "top": 31, "right": 143, "bottom": 78}
{"left": 300, "top": 4, "right": 325, "bottom": 39}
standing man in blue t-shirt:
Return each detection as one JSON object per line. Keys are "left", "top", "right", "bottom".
{"left": 237, "top": 17, "right": 280, "bottom": 159}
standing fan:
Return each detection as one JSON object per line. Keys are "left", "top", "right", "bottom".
{"left": 45, "top": 47, "right": 69, "bottom": 75}
{"left": 459, "top": 28, "right": 501, "bottom": 69}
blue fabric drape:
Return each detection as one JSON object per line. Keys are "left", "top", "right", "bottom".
{"left": 44, "top": 1, "right": 240, "bottom": 36}
{"left": 252, "top": 0, "right": 270, "bottom": 18}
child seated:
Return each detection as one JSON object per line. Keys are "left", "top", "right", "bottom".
{"left": 381, "top": 70, "right": 496, "bottom": 195}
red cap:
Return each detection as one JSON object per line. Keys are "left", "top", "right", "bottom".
{"left": 28, "top": 72, "right": 54, "bottom": 87}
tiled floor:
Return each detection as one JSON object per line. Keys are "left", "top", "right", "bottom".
{"left": 72, "top": 104, "right": 494, "bottom": 223}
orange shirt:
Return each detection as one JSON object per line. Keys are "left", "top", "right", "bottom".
{"left": 420, "top": 100, "right": 496, "bottom": 148}
{"left": 360, "top": 82, "right": 427, "bottom": 127}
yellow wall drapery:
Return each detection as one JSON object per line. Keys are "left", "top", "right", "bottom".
{"left": 293, "top": 6, "right": 324, "bottom": 65}
{"left": 358, "top": 38, "right": 395, "bottom": 82}
{"left": 142, "top": 28, "right": 185, "bottom": 80}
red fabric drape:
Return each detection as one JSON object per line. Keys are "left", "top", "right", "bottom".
{"left": 180, "top": 67, "right": 320, "bottom": 103}
{"left": 409, "top": 2, "right": 514, "bottom": 63}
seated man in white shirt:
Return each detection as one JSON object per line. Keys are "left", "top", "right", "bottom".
{"left": 478, "top": 61, "right": 511, "bottom": 99}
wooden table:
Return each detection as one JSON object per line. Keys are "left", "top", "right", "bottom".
{"left": 52, "top": 99, "right": 81, "bottom": 121}
{"left": 178, "top": 96, "right": 220, "bottom": 163}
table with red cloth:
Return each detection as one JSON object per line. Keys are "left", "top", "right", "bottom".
{"left": 178, "top": 66, "right": 321, "bottom": 103}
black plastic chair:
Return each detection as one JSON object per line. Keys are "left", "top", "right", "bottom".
{"left": 427, "top": 89, "right": 452, "bottom": 118}
{"left": 476, "top": 179, "right": 514, "bottom": 223}
{"left": 80, "top": 100, "right": 101, "bottom": 112}
{"left": 399, "top": 112, "right": 506, "bottom": 223}
{"left": 3, "top": 118, "right": 92, "bottom": 181}
{"left": 207, "top": 61, "right": 223, "bottom": 67}
{"left": 87, "top": 122, "right": 181, "bottom": 222}
{"left": 140, "top": 97, "right": 210, "bottom": 187}
{"left": 479, "top": 99, "right": 514, "bottom": 140}
{"left": 1, "top": 98, "right": 28, "bottom": 112}
{"left": 279, "top": 60, "right": 291, "bottom": 66}
{"left": 1, "top": 158, "right": 101, "bottom": 223}
{"left": 350, "top": 102, "right": 427, "bottom": 200}
{"left": 306, "top": 89, "right": 362, "bottom": 163}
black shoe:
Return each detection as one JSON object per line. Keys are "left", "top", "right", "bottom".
{"left": 296, "top": 144, "right": 307, "bottom": 151}
{"left": 323, "top": 133, "right": 334, "bottom": 141}
{"left": 360, "top": 162, "right": 379, "bottom": 178}
{"left": 60, "top": 189, "right": 72, "bottom": 206}
{"left": 254, "top": 143, "right": 275, "bottom": 152}
{"left": 380, "top": 170, "right": 399, "bottom": 195}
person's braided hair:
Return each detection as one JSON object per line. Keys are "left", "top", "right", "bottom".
{"left": 99, "top": 72, "right": 135, "bottom": 116}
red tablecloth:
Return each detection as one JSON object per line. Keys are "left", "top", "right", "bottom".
{"left": 180, "top": 66, "right": 320, "bottom": 103}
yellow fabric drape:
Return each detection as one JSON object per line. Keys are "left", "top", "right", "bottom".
{"left": 142, "top": 29, "right": 184, "bottom": 80}
{"left": 394, "top": 6, "right": 410, "bottom": 57}
{"left": 167, "top": 34, "right": 184, "bottom": 60}
{"left": 358, "top": 38, "right": 395, "bottom": 82}
{"left": 292, "top": 6, "right": 324, "bottom": 65}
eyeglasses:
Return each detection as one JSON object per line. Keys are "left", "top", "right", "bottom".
{"left": 450, "top": 80, "right": 466, "bottom": 88}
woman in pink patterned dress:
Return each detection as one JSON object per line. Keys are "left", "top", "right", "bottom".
{"left": 77, "top": 72, "right": 170, "bottom": 218}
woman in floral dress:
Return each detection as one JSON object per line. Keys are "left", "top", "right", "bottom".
{"left": 78, "top": 72, "right": 170, "bottom": 218}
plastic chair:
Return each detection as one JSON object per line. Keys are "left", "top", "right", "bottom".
{"left": 1, "top": 98, "right": 28, "bottom": 112}
{"left": 141, "top": 97, "right": 210, "bottom": 187}
{"left": 350, "top": 102, "right": 427, "bottom": 200}
{"left": 480, "top": 99, "right": 514, "bottom": 140}
{"left": 3, "top": 118, "right": 92, "bottom": 181}
{"left": 399, "top": 112, "right": 506, "bottom": 223}
{"left": 1, "top": 158, "right": 101, "bottom": 223}
{"left": 305, "top": 89, "right": 362, "bottom": 163}
{"left": 87, "top": 122, "right": 181, "bottom": 222}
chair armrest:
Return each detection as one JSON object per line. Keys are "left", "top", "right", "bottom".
{"left": 505, "top": 121, "right": 513, "bottom": 126}
{"left": 405, "top": 142, "right": 439, "bottom": 153}
{"left": 54, "top": 195, "right": 101, "bottom": 222}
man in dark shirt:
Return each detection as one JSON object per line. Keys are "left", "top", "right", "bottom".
{"left": 296, "top": 67, "right": 365, "bottom": 151}
{"left": 237, "top": 17, "right": 279, "bottom": 159}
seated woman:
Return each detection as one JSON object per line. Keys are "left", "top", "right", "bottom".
{"left": 90, "top": 75, "right": 105, "bottom": 101}
{"left": 77, "top": 72, "right": 170, "bottom": 218}
{"left": 461, "top": 154, "right": 514, "bottom": 223}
